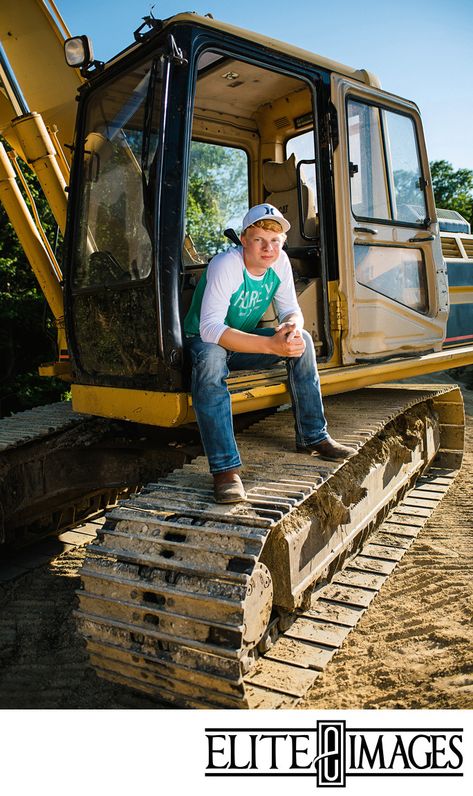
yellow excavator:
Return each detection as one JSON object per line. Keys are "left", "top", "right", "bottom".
{"left": 1, "top": 0, "right": 473, "bottom": 707}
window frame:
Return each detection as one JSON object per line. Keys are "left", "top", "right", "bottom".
{"left": 285, "top": 129, "right": 320, "bottom": 239}
{"left": 181, "top": 35, "right": 334, "bottom": 364}
{"left": 183, "top": 137, "right": 251, "bottom": 266}
{"left": 69, "top": 53, "right": 167, "bottom": 296}
{"left": 286, "top": 128, "right": 317, "bottom": 161}
{"left": 346, "top": 95, "right": 430, "bottom": 229}
{"left": 354, "top": 241, "right": 430, "bottom": 316}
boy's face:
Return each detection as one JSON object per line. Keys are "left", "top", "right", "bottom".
{"left": 241, "top": 225, "right": 285, "bottom": 274}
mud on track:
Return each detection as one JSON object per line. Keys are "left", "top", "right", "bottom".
{"left": 300, "top": 383, "right": 473, "bottom": 711}
{"left": 0, "top": 382, "right": 472, "bottom": 710}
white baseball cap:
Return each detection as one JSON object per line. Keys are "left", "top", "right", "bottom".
{"left": 241, "top": 203, "right": 291, "bottom": 234}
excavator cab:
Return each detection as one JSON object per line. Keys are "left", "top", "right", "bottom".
{"left": 64, "top": 23, "right": 331, "bottom": 406}
{"left": 63, "top": 15, "right": 447, "bottom": 427}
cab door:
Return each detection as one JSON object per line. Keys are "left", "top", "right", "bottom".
{"left": 331, "top": 77, "right": 448, "bottom": 363}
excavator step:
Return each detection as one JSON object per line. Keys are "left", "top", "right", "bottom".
{"left": 75, "top": 384, "right": 464, "bottom": 708}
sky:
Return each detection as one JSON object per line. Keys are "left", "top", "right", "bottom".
{"left": 57, "top": 0, "right": 473, "bottom": 174}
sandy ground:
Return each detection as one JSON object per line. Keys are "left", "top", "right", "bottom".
{"left": 300, "top": 382, "right": 473, "bottom": 710}
{"left": 0, "top": 381, "right": 472, "bottom": 710}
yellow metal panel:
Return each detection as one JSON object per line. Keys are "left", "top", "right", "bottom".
{"left": 71, "top": 385, "right": 192, "bottom": 427}
{"left": 449, "top": 285, "right": 473, "bottom": 304}
{"left": 439, "top": 425, "right": 464, "bottom": 451}
{"left": 38, "top": 361, "right": 72, "bottom": 380}
{"left": 160, "top": 13, "right": 381, "bottom": 88}
{"left": 320, "top": 345, "right": 473, "bottom": 395}
{"left": 226, "top": 384, "right": 290, "bottom": 415}
{"left": 101, "top": 12, "right": 380, "bottom": 89}
{"left": 434, "top": 402, "right": 464, "bottom": 424}
{"left": 0, "top": 0, "right": 81, "bottom": 158}
{"left": 71, "top": 344, "right": 473, "bottom": 428}
{"left": 71, "top": 382, "right": 292, "bottom": 426}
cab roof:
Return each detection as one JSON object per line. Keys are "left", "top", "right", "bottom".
{"left": 106, "top": 11, "right": 381, "bottom": 88}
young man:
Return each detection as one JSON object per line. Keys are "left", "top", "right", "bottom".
{"left": 184, "top": 203, "right": 354, "bottom": 503}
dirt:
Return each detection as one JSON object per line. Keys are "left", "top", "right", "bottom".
{"left": 0, "top": 380, "right": 472, "bottom": 710}
{"left": 300, "top": 381, "right": 473, "bottom": 710}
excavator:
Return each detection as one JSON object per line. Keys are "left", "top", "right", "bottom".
{"left": 1, "top": 0, "right": 473, "bottom": 708}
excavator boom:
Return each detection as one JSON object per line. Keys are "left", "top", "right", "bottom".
{"left": 0, "top": 0, "right": 80, "bottom": 160}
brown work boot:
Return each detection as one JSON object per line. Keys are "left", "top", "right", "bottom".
{"left": 297, "top": 436, "right": 356, "bottom": 462}
{"left": 213, "top": 469, "right": 247, "bottom": 504}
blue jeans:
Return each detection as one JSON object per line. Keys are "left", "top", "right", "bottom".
{"left": 185, "top": 328, "right": 328, "bottom": 474}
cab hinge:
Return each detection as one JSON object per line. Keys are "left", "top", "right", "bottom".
{"left": 328, "top": 101, "right": 339, "bottom": 149}
{"left": 320, "top": 102, "right": 339, "bottom": 151}
{"left": 329, "top": 293, "right": 349, "bottom": 331}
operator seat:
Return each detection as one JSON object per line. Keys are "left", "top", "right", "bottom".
{"left": 262, "top": 153, "right": 318, "bottom": 276}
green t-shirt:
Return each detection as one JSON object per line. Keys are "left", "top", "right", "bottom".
{"left": 184, "top": 247, "right": 298, "bottom": 342}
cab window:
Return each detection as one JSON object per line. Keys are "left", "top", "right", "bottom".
{"left": 184, "top": 141, "right": 249, "bottom": 263}
{"left": 286, "top": 130, "right": 318, "bottom": 214}
{"left": 355, "top": 244, "right": 428, "bottom": 313}
{"left": 347, "top": 99, "right": 427, "bottom": 225}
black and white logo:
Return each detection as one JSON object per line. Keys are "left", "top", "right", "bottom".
{"left": 205, "top": 721, "right": 463, "bottom": 787}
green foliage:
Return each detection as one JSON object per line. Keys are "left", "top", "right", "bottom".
{"left": 0, "top": 151, "right": 66, "bottom": 417}
{"left": 0, "top": 138, "right": 249, "bottom": 417}
{"left": 390, "top": 169, "right": 427, "bottom": 223}
{"left": 430, "top": 160, "right": 473, "bottom": 226}
{"left": 186, "top": 142, "right": 248, "bottom": 257}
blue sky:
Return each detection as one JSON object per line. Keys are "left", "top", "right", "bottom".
{"left": 58, "top": 0, "right": 473, "bottom": 172}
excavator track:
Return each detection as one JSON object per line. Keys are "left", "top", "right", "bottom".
{"left": 75, "top": 384, "right": 464, "bottom": 708}
{"left": 0, "top": 401, "right": 83, "bottom": 453}
{"left": 0, "top": 402, "right": 134, "bottom": 546}
{"left": 0, "top": 402, "right": 97, "bottom": 545}
{"left": 0, "top": 402, "right": 195, "bottom": 547}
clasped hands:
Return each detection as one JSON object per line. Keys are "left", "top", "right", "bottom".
{"left": 270, "top": 321, "right": 306, "bottom": 358}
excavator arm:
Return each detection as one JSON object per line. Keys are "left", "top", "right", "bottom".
{"left": 0, "top": 0, "right": 85, "bottom": 373}
{"left": 0, "top": 0, "right": 81, "bottom": 160}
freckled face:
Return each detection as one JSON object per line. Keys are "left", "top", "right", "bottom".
{"left": 241, "top": 226, "right": 285, "bottom": 275}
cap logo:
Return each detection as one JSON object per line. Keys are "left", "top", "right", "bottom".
{"left": 263, "top": 205, "right": 275, "bottom": 215}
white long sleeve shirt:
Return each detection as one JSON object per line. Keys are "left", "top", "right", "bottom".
{"left": 184, "top": 246, "right": 303, "bottom": 344}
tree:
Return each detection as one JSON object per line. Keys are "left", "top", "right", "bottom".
{"left": 186, "top": 142, "right": 248, "bottom": 257}
{"left": 0, "top": 150, "right": 66, "bottom": 417}
{"left": 430, "top": 160, "right": 473, "bottom": 227}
